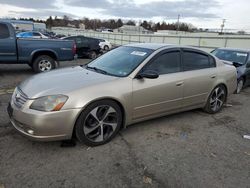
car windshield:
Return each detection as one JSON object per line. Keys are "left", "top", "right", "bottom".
{"left": 212, "top": 49, "right": 248, "bottom": 64}
{"left": 86, "top": 46, "right": 154, "bottom": 77}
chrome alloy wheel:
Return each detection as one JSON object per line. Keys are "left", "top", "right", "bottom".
{"left": 210, "top": 87, "right": 226, "bottom": 112}
{"left": 83, "top": 105, "right": 118, "bottom": 142}
{"left": 38, "top": 60, "right": 52, "bottom": 72}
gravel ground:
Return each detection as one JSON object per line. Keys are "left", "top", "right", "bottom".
{"left": 0, "top": 59, "right": 250, "bottom": 188}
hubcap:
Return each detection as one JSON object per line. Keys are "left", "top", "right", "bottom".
{"left": 83, "top": 105, "right": 118, "bottom": 142}
{"left": 210, "top": 87, "right": 225, "bottom": 112}
{"left": 38, "top": 60, "right": 52, "bottom": 72}
{"left": 237, "top": 80, "right": 243, "bottom": 93}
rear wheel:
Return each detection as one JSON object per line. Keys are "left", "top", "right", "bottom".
{"left": 104, "top": 45, "right": 109, "bottom": 51}
{"left": 32, "top": 55, "right": 56, "bottom": 73}
{"left": 89, "top": 51, "right": 97, "bottom": 59}
{"left": 204, "top": 85, "right": 227, "bottom": 114}
{"left": 75, "top": 100, "right": 122, "bottom": 146}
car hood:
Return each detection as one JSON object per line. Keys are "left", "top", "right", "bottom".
{"left": 19, "top": 66, "right": 118, "bottom": 99}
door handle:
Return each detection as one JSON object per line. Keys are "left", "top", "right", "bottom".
{"left": 176, "top": 81, "right": 184, "bottom": 86}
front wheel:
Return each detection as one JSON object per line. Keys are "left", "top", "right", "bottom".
{"left": 32, "top": 55, "right": 56, "bottom": 73}
{"left": 204, "top": 85, "right": 227, "bottom": 114}
{"left": 236, "top": 78, "right": 244, "bottom": 94}
{"left": 75, "top": 100, "right": 123, "bottom": 146}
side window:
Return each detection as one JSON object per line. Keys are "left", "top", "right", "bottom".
{"left": 81, "top": 37, "right": 89, "bottom": 47}
{"left": 33, "top": 32, "right": 41, "bottom": 37}
{"left": 75, "top": 37, "right": 82, "bottom": 44}
{"left": 0, "top": 23, "right": 10, "bottom": 39}
{"left": 183, "top": 51, "right": 211, "bottom": 71}
{"left": 209, "top": 56, "right": 216, "bottom": 67}
{"left": 144, "top": 51, "right": 181, "bottom": 75}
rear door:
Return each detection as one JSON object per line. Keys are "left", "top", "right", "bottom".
{"left": 132, "top": 49, "right": 184, "bottom": 120}
{"left": 0, "top": 23, "right": 17, "bottom": 63}
{"left": 181, "top": 48, "right": 217, "bottom": 108}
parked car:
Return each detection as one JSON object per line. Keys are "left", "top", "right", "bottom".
{"left": 8, "top": 44, "right": 237, "bottom": 146}
{"left": 63, "top": 35, "right": 101, "bottom": 59}
{"left": 16, "top": 31, "right": 49, "bottom": 39}
{"left": 211, "top": 48, "right": 250, "bottom": 93}
{"left": 98, "top": 38, "right": 112, "bottom": 51}
{"left": 55, "top": 34, "right": 66, "bottom": 38}
{"left": 0, "top": 22, "right": 76, "bottom": 73}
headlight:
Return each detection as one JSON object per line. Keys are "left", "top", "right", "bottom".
{"left": 30, "top": 95, "right": 68, "bottom": 112}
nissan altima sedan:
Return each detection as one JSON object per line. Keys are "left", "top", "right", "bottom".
{"left": 8, "top": 43, "right": 237, "bottom": 146}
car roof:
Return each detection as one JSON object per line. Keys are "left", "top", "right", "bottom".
{"left": 216, "top": 47, "right": 250, "bottom": 53}
{"left": 124, "top": 43, "right": 204, "bottom": 51}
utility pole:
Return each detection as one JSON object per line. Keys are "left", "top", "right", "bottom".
{"left": 220, "top": 19, "right": 226, "bottom": 34}
{"left": 176, "top": 14, "right": 180, "bottom": 34}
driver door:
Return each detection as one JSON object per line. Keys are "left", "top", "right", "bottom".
{"left": 132, "top": 49, "right": 184, "bottom": 120}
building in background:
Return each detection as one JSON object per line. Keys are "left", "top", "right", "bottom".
{"left": 79, "top": 23, "right": 86, "bottom": 30}
{"left": 115, "top": 25, "right": 152, "bottom": 34}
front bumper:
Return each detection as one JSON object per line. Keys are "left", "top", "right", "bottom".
{"left": 8, "top": 102, "right": 81, "bottom": 141}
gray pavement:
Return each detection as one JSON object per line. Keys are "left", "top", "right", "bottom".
{"left": 0, "top": 59, "right": 250, "bottom": 188}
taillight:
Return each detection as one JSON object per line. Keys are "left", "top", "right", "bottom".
{"left": 73, "top": 43, "right": 76, "bottom": 55}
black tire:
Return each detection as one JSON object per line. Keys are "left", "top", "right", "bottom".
{"left": 235, "top": 77, "right": 244, "bottom": 94}
{"left": 32, "top": 55, "right": 56, "bottom": 73}
{"left": 204, "top": 85, "right": 227, "bottom": 114}
{"left": 89, "top": 51, "right": 97, "bottom": 59}
{"left": 104, "top": 45, "right": 109, "bottom": 51}
{"left": 75, "top": 100, "right": 123, "bottom": 146}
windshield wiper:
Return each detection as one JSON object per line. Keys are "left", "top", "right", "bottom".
{"left": 86, "top": 65, "right": 109, "bottom": 75}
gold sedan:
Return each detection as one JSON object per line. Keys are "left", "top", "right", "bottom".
{"left": 8, "top": 43, "right": 237, "bottom": 146}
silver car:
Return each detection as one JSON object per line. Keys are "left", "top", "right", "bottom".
{"left": 8, "top": 44, "right": 237, "bottom": 146}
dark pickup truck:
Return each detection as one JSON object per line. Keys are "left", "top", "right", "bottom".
{"left": 0, "top": 22, "right": 76, "bottom": 73}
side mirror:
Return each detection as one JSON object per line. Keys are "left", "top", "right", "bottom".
{"left": 233, "top": 61, "right": 243, "bottom": 67}
{"left": 136, "top": 70, "right": 159, "bottom": 79}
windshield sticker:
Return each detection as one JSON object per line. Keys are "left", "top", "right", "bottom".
{"left": 131, "top": 51, "right": 147, "bottom": 56}
{"left": 237, "top": 53, "right": 247, "bottom": 57}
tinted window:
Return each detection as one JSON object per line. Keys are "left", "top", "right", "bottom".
{"left": 143, "top": 51, "right": 181, "bottom": 74}
{"left": 23, "top": 32, "right": 33, "bottom": 37}
{"left": 33, "top": 32, "right": 41, "bottom": 37}
{"left": 212, "top": 49, "right": 248, "bottom": 64}
{"left": 0, "top": 23, "right": 10, "bottom": 39}
{"left": 183, "top": 51, "right": 211, "bottom": 71}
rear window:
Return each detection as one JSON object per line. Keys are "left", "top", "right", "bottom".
{"left": 0, "top": 23, "right": 10, "bottom": 39}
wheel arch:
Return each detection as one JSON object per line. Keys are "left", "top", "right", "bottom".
{"left": 206, "top": 82, "right": 228, "bottom": 103}
{"left": 71, "top": 97, "right": 127, "bottom": 139}
{"left": 30, "top": 50, "right": 58, "bottom": 65}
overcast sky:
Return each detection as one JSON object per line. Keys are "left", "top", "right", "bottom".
{"left": 0, "top": 0, "right": 249, "bottom": 30}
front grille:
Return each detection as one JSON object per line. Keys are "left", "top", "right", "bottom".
{"left": 13, "top": 88, "right": 28, "bottom": 108}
